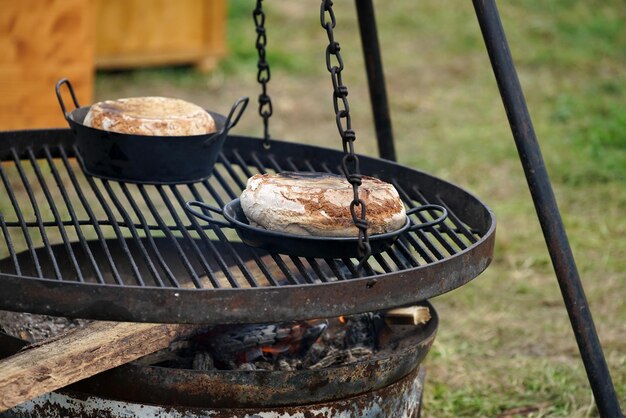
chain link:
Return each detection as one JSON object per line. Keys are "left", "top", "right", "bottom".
{"left": 253, "top": 0, "right": 272, "bottom": 149}
{"left": 320, "top": 0, "right": 371, "bottom": 269}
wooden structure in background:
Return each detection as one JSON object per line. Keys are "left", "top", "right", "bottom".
{"left": 0, "top": 0, "right": 95, "bottom": 129}
{"left": 0, "top": 0, "right": 227, "bottom": 130}
{"left": 95, "top": 0, "right": 227, "bottom": 72}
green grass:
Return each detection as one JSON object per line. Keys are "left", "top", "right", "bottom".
{"left": 551, "top": 84, "right": 626, "bottom": 184}
{"left": 91, "top": 1, "right": 626, "bottom": 416}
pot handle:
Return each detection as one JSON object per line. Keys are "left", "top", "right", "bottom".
{"left": 185, "top": 200, "right": 233, "bottom": 228}
{"left": 221, "top": 96, "right": 249, "bottom": 134}
{"left": 407, "top": 204, "right": 448, "bottom": 231}
{"left": 55, "top": 78, "right": 81, "bottom": 122}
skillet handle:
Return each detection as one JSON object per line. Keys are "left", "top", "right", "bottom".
{"left": 55, "top": 78, "right": 81, "bottom": 122}
{"left": 185, "top": 201, "right": 233, "bottom": 229}
{"left": 221, "top": 96, "right": 249, "bottom": 134}
{"left": 407, "top": 204, "right": 448, "bottom": 231}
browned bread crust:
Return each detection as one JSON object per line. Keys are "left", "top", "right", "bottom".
{"left": 84, "top": 97, "right": 216, "bottom": 136}
{"left": 240, "top": 172, "right": 406, "bottom": 237}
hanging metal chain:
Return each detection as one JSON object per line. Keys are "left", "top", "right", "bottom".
{"left": 253, "top": 0, "right": 272, "bottom": 149}
{"left": 320, "top": 0, "right": 371, "bottom": 269}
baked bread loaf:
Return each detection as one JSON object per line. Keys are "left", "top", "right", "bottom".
{"left": 240, "top": 172, "right": 406, "bottom": 237}
{"left": 83, "top": 97, "right": 216, "bottom": 136}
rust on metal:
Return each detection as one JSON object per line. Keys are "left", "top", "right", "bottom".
{"left": 2, "top": 305, "right": 436, "bottom": 414}
{"left": 7, "top": 366, "right": 425, "bottom": 418}
{"left": 67, "top": 303, "right": 437, "bottom": 408}
{"left": 0, "top": 130, "right": 495, "bottom": 325}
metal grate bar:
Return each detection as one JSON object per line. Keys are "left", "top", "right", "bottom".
{"left": 373, "top": 253, "right": 393, "bottom": 273}
{"left": 2, "top": 219, "right": 214, "bottom": 231}
{"left": 267, "top": 154, "right": 285, "bottom": 172}
{"left": 216, "top": 153, "right": 247, "bottom": 191}
{"left": 10, "top": 149, "right": 62, "bottom": 280}
{"left": 305, "top": 257, "right": 330, "bottom": 282}
{"left": 340, "top": 258, "right": 360, "bottom": 277}
{"left": 59, "top": 147, "right": 123, "bottom": 284}
{"left": 410, "top": 185, "right": 467, "bottom": 252}
{"left": 213, "top": 157, "right": 241, "bottom": 199}
{"left": 200, "top": 179, "right": 226, "bottom": 208}
{"left": 200, "top": 176, "right": 272, "bottom": 288}
{"left": 397, "top": 233, "right": 433, "bottom": 263}
{"left": 43, "top": 147, "right": 104, "bottom": 283}
{"left": 170, "top": 186, "right": 223, "bottom": 288}
{"left": 187, "top": 183, "right": 238, "bottom": 288}
{"left": 325, "top": 158, "right": 422, "bottom": 271}
{"left": 27, "top": 148, "right": 85, "bottom": 282}
{"left": 303, "top": 159, "right": 318, "bottom": 172}
{"left": 283, "top": 156, "right": 364, "bottom": 281}
{"left": 230, "top": 149, "right": 256, "bottom": 179}
{"left": 264, "top": 155, "right": 318, "bottom": 285}
{"left": 246, "top": 248, "right": 283, "bottom": 286}
{"left": 99, "top": 182, "right": 152, "bottom": 286}
{"left": 284, "top": 157, "right": 336, "bottom": 282}
{"left": 324, "top": 258, "right": 345, "bottom": 281}
{"left": 193, "top": 179, "right": 262, "bottom": 288}
{"left": 174, "top": 184, "right": 266, "bottom": 289}
{"left": 116, "top": 183, "right": 172, "bottom": 287}
{"left": 74, "top": 147, "right": 140, "bottom": 285}
{"left": 391, "top": 239, "right": 420, "bottom": 268}
{"left": 395, "top": 227, "right": 435, "bottom": 264}
{"left": 384, "top": 182, "right": 439, "bottom": 263}
{"left": 314, "top": 160, "right": 378, "bottom": 277}
{"left": 322, "top": 163, "right": 378, "bottom": 277}
{"left": 383, "top": 244, "right": 411, "bottom": 270}
{"left": 0, "top": 213, "right": 20, "bottom": 275}
{"left": 211, "top": 161, "right": 292, "bottom": 287}
{"left": 250, "top": 152, "right": 269, "bottom": 174}
{"left": 364, "top": 260, "right": 378, "bottom": 277}
{"left": 267, "top": 156, "right": 345, "bottom": 282}
{"left": 287, "top": 256, "right": 316, "bottom": 284}
{"left": 212, "top": 158, "right": 301, "bottom": 286}
{"left": 434, "top": 196, "right": 480, "bottom": 244}
{"left": 156, "top": 185, "right": 216, "bottom": 288}
{"left": 0, "top": 154, "right": 42, "bottom": 277}
{"left": 392, "top": 181, "right": 448, "bottom": 260}
{"left": 265, "top": 254, "right": 298, "bottom": 284}
{"left": 284, "top": 157, "right": 300, "bottom": 172}
{"left": 137, "top": 184, "right": 198, "bottom": 288}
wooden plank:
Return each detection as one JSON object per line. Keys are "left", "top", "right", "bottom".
{"left": 385, "top": 306, "right": 431, "bottom": 326}
{"left": 0, "top": 321, "right": 193, "bottom": 412}
{"left": 0, "top": 255, "right": 282, "bottom": 411}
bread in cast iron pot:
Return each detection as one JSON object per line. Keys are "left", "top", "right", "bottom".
{"left": 84, "top": 96, "right": 216, "bottom": 136}
{"left": 240, "top": 172, "right": 406, "bottom": 237}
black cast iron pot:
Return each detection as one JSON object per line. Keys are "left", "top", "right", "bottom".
{"left": 186, "top": 197, "right": 448, "bottom": 259}
{"left": 56, "top": 78, "right": 248, "bottom": 184}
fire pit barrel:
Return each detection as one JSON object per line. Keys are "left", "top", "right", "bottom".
{"left": 2, "top": 304, "right": 438, "bottom": 417}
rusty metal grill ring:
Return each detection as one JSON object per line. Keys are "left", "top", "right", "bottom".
{"left": 0, "top": 130, "right": 495, "bottom": 324}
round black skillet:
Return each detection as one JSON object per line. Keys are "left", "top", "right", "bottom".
{"left": 186, "top": 198, "right": 447, "bottom": 259}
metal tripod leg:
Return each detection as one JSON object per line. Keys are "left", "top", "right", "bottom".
{"left": 472, "top": 1, "right": 623, "bottom": 416}
{"left": 355, "top": 0, "right": 396, "bottom": 161}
